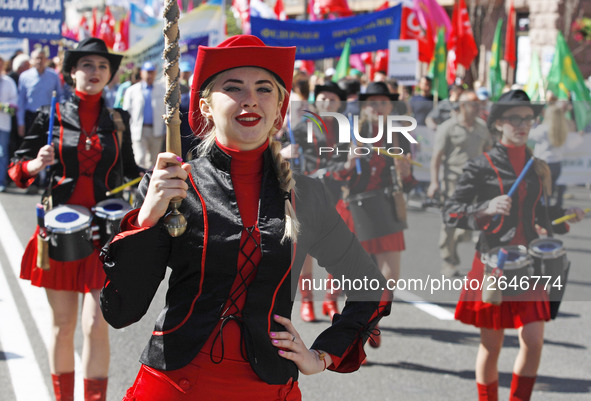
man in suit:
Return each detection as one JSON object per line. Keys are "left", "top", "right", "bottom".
{"left": 123, "top": 61, "right": 165, "bottom": 169}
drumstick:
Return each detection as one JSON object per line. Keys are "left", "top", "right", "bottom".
{"left": 371, "top": 147, "right": 423, "bottom": 167}
{"left": 552, "top": 208, "right": 591, "bottom": 225}
{"left": 496, "top": 248, "right": 508, "bottom": 271}
{"left": 105, "top": 177, "right": 142, "bottom": 196}
{"left": 47, "top": 91, "right": 57, "bottom": 146}
{"left": 493, "top": 156, "right": 535, "bottom": 221}
{"left": 347, "top": 114, "right": 361, "bottom": 174}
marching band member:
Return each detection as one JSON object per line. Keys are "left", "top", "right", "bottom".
{"left": 100, "top": 35, "right": 391, "bottom": 400}
{"left": 8, "top": 38, "right": 141, "bottom": 401}
{"left": 444, "top": 90, "right": 584, "bottom": 401}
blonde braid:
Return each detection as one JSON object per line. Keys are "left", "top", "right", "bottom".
{"left": 269, "top": 138, "right": 300, "bottom": 242}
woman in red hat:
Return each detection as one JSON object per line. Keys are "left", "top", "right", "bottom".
{"left": 8, "top": 38, "right": 141, "bottom": 401}
{"left": 444, "top": 90, "right": 585, "bottom": 401}
{"left": 100, "top": 35, "right": 392, "bottom": 400}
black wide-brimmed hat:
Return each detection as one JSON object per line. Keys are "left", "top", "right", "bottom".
{"left": 487, "top": 89, "right": 544, "bottom": 131}
{"left": 314, "top": 81, "right": 347, "bottom": 102}
{"left": 62, "top": 38, "right": 123, "bottom": 86}
{"left": 359, "top": 81, "right": 399, "bottom": 101}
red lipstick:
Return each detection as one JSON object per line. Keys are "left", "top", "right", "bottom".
{"left": 236, "top": 113, "right": 261, "bottom": 127}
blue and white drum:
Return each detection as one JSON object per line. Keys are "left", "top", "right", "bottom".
{"left": 93, "top": 198, "right": 132, "bottom": 245}
{"left": 44, "top": 205, "right": 94, "bottom": 261}
{"left": 485, "top": 245, "right": 534, "bottom": 296}
{"left": 529, "top": 238, "right": 567, "bottom": 279}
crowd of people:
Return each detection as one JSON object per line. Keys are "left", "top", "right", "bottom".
{"left": 0, "top": 35, "right": 588, "bottom": 401}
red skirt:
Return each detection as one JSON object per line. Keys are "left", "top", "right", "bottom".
{"left": 19, "top": 227, "right": 105, "bottom": 293}
{"left": 123, "top": 352, "right": 301, "bottom": 401}
{"left": 336, "top": 199, "right": 405, "bottom": 254}
{"left": 455, "top": 253, "right": 551, "bottom": 330}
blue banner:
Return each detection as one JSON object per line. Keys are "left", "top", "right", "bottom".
{"left": 0, "top": 0, "right": 64, "bottom": 40}
{"left": 251, "top": 5, "right": 401, "bottom": 60}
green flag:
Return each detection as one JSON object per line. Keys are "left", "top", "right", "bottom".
{"left": 546, "top": 32, "right": 591, "bottom": 131}
{"left": 332, "top": 38, "right": 351, "bottom": 83}
{"left": 524, "top": 50, "right": 544, "bottom": 101}
{"left": 489, "top": 19, "right": 504, "bottom": 101}
{"left": 430, "top": 28, "right": 448, "bottom": 99}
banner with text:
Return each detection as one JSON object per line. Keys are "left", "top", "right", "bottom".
{"left": 118, "top": 4, "right": 223, "bottom": 72}
{"left": 0, "top": 0, "right": 64, "bottom": 40}
{"left": 251, "top": 5, "right": 401, "bottom": 60}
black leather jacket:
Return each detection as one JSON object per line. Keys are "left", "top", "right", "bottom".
{"left": 443, "top": 142, "right": 568, "bottom": 252}
{"left": 100, "top": 143, "right": 392, "bottom": 384}
{"left": 9, "top": 94, "right": 141, "bottom": 206}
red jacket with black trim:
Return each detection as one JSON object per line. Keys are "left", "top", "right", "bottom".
{"left": 8, "top": 94, "right": 141, "bottom": 206}
{"left": 443, "top": 142, "right": 568, "bottom": 252}
{"left": 99, "top": 143, "right": 392, "bottom": 385}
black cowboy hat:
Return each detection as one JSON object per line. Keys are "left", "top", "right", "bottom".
{"left": 62, "top": 38, "right": 123, "bottom": 86}
{"left": 359, "top": 81, "right": 399, "bottom": 101}
{"left": 487, "top": 89, "right": 544, "bottom": 131}
{"left": 314, "top": 81, "right": 347, "bottom": 102}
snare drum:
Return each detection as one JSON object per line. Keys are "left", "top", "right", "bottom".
{"left": 485, "top": 245, "right": 534, "bottom": 296}
{"left": 347, "top": 188, "right": 406, "bottom": 242}
{"left": 529, "top": 238, "right": 569, "bottom": 308}
{"left": 529, "top": 238, "right": 567, "bottom": 279}
{"left": 93, "top": 198, "right": 132, "bottom": 245}
{"left": 44, "top": 205, "right": 94, "bottom": 262}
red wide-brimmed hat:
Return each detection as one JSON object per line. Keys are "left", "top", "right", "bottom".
{"left": 189, "top": 35, "right": 296, "bottom": 134}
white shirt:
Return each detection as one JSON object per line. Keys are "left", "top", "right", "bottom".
{"left": 0, "top": 75, "right": 18, "bottom": 131}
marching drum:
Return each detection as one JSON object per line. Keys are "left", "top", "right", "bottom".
{"left": 485, "top": 245, "right": 534, "bottom": 296}
{"left": 347, "top": 188, "right": 406, "bottom": 242}
{"left": 93, "top": 198, "right": 132, "bottom": 245}
{"left": 44, "top": 205, "right": 94, "bottom": 262}
{"left": 529, "top": 238, "right": 570, "bottom": 309}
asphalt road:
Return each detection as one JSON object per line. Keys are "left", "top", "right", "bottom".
{"left": 1, "top": 184, "right": 590, "bottom": 401}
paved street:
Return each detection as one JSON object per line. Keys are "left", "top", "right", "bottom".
{"left": 1, "top": 184, "right": 590, "bottom": 401}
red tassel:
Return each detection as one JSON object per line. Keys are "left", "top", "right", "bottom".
{"left": 476, "top": 380, "right": 498, "bottom": 401}
{"left": 84, "top": 378, "right": 108, "bottom": 401}
{"left": 51, "top": 372, "right": 75, "bottom": 401}
{"left": 509, "top": 373, "right": 536, "bottom": 401}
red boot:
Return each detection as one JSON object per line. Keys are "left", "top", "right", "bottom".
{"left": 476, "top": 380, "right": 498, "bottom": 401}
{"left": 84, "top": 378, "right": 108, "bottom": 401}
{"left": 51, "top": 372, "right": 75, "bottom": 401}
{"left": 322, "top": 300, "right": 339, "bottom": 319}
{"left": 509, "top": 374, "right": 536, "bottom": 401}
{"left": 299, "top": 274, "right": 316, "bottom": 322}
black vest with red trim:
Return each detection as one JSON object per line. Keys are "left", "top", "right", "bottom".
{"left": 443, "top": 142, "right": 567, "bottom": 252}
{"left": 12, "top": 94, "right": 140, "bottom": 205}
{"left": 100, "top": 143, "right": 391, "bottom": 384}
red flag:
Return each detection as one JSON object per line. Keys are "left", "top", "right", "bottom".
{"left": 401, "top": 5, "right": 434, "bottom": 64}
{"left": 504, "top": 0, "right": 516, "bottom": 69}
{"left": 274, "top": 0, "right": 286, "bottom": 20}
{"left": 316, "top": 0, "right": 353, "bottom": 17}
{"left": 98, "top": 6, "right": 116, "bottom": 49}
{"left": 374, "top": 50, "right": 389, "bottom": 74}
{"left": 449, "top": 0, "right": 477, "bottom": 68}
{"left": 91, "top": 8, "right": 99, "bottom": 37}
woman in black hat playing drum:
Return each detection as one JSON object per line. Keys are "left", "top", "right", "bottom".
{"left": 443, "top": 90, "right": 584, "bottom": 401}
{"left": 8, "top": 38, "right": 141, "bottom": 401}
{"left": 99, "top": 35, "right": 391, "bottom": 400}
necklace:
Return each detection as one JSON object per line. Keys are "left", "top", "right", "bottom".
{"left": 81, "top": 125, "right": 98, "bottom": 151}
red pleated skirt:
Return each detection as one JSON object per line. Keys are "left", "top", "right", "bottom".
{"left": 123, "top": 351, "right": 301, "bottom": 401}
{"left": 455, "top": 253, "right": 551, "bottom": 330}
{"left": 336, "top": 199, "right": 405, "bottom": 254}
{"left": 19, "top": 226, "right": 105, "bottom": 293}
